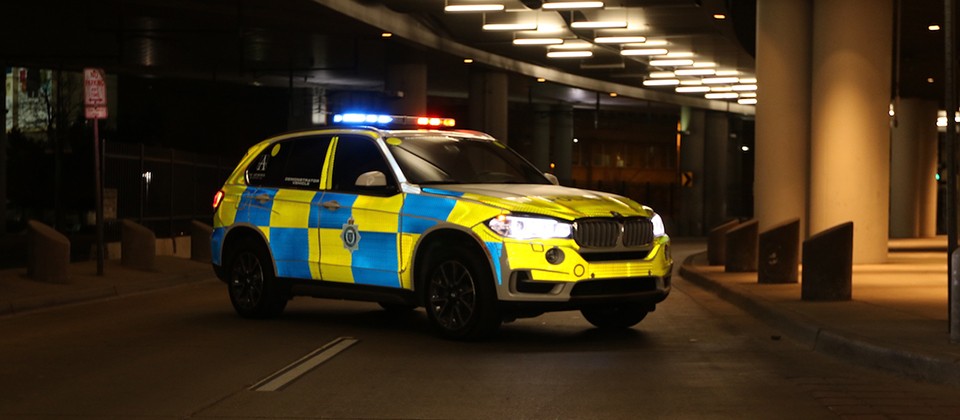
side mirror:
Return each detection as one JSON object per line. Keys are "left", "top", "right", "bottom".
{"left": 355, "top": 171, "right": 387, "bottom": 187}
{"left": 544, "top": 173, "right": 560, "bottom": 186}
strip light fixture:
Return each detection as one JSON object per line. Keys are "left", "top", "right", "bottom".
{"left": 595, "top": 36, "right": 647, "bottom": 44}
{"left": 643, "top": 79, "right": 680, "bottom": 86}
{"left": 513, "top": 38, "right": 564, "bottom": 45}
{"left": 547, "top": 50, "right": 593, "bottom": 58}
{"left": 483, "top": 23, "right": 538, "bottom": 31}
{"left": 571, "top": 20, "right": 628, "bottom": 29}
{"left": 543, "top": 1, "right": 604, "bottom": 9}
{"left": 444, "top": 4, "right": 505, "bottom": 12}
{"left": 621, "top": 48, "right": 669, "bottom": 56}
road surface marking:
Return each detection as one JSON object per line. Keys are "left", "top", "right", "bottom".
{"left": 250, "top": 336, "right": 359, "bottom": 392}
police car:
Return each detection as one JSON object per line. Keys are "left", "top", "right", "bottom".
{"left": 211, "top": 113, "right": 672, "bottom": 339}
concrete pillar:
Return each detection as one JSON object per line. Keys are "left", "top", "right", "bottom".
{"left": 385, "top": 51, "right": 427, "bottom": 116}
{"left": 469, "top": 70, "right": 509, "bottom": 143}
{"left": 704, "top": 112, "right": 730, "bottom": 230}
{"left": 530, "top": 104, "right": 551, "bottom": 172}
{"left": 755, "top": 0, "right": 811, "bottom": 238}
{"left": 890, "top": 98, "right": 939, "bottom": 238}
{"left": 679, "top": 108, "right": 706, "bottom": 236}
{"left": 551, "top": 105, "right": 574, "bottom": 185}
{"left": 810, "top": 0, "right": 893, "bottom": 263}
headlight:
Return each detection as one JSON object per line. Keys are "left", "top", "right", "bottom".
{"left": 487, "top": 215, "right": 572, "bottom": 240}
{"left": 651, "top": 213, "right": 666, "bottom": 237}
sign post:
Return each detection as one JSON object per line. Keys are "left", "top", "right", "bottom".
{"left": 84, "top": 68, "right": 107, "bottom": 276}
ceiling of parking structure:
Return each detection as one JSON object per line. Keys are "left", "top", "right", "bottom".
{"left": 0, "top": 0, "right": 949, "bottom": 111}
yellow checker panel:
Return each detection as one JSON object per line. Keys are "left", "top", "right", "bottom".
{"left": 318, "top": 228, "right": 354, "bottom": 283}
{"left": 352, "top": 195, "right": 403, "bottom": 233}
{"left": 270, "top": 189, "right": 319, "bottom": 228}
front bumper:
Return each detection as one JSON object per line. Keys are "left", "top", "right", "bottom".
{"left": 491, "top": 235, "right": 673, "bottom": 305}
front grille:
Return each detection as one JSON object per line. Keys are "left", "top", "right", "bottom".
{"left": 573, "top": 217, "right": 654, "bottom": 248}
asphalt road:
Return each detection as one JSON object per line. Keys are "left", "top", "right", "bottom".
{"left": 1, "top": 243, "right": 958, "bottom": 419}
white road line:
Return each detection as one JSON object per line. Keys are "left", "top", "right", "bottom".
{"left": 250, "top": 336, "right": 359, "bottom": 392}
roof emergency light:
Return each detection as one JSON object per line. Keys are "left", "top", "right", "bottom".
{"left": 333, "top": 113, "right": 455, "bottom": 128}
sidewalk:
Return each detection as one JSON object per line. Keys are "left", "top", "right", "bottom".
{"left": 678, "top": 237, "right": 960, "bottom": 387}
{"left": 0, "top": 256, "right": 216, "bottom": 316}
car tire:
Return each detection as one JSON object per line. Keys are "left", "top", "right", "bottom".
{"left": 581, "top": 303, "right": 648, "bottom": 329}
{"left": 423, "top": 244, "right": 501, "bottom": 340}
{"left": 226, "top": 239, "right": 287, "bottom": 318}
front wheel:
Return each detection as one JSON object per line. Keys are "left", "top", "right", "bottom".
{"left": 423, "top": 245, "right": 500, "bottom": 340}
{"left": 581, "top": 303, "right": 649, "bottom": 329}
{"left": 226, "top": 239, "right": 287, "bottom": 318}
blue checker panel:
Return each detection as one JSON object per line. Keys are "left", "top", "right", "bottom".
{"left": 270, "top": 228, "right": 311, "bottom": 279}
{"left": 485, "top": 241, "right": 504, "bottom": 285}
{"left": 401, "top": 194, "right": 457, "bottom": 234}
{"left": 211, "top": 227, "right": 226, "bottom": 265}
{"left": 352, "top": 231, "right": 400, "bottom": 287}
{"left": 236, "top": 188, "right": 278, "bottom": 227}
{"left": 318, "top": 193, "right": 358, "bottom": 229}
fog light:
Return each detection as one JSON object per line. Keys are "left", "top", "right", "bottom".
{"left": 545, "top": 247, "right": 565, "bottom": 265}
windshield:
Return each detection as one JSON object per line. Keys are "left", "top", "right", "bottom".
{"left": 387, "top": 134, "right": 551, "bottom": 185}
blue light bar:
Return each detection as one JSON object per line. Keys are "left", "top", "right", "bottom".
{"left": 333, "top": 113, "right": 394, "bottom": 125}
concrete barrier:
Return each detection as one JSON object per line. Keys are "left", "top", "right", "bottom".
{"left": 724, "top": 219, "right": 758, "bottom": 272}
{"left": 191, "top": 220, "right": 212, "bottom": 263}
{"left": 121, "top": 219, "right": 156, "bottom": 271}
{"left": 707, "top": 219, "right": 740, "bottom": 266}
{"left": 759, "top": 218, "right": 800, "bottom": 284}
{"left": 26, "top": 220, "right": 70, "bottom": 283}
{"left": 802, "top": 222, "right": 853, "bottom": 301}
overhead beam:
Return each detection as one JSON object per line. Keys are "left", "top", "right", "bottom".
{"left": 310, "top": 0, "right": 755, "bottom": 115}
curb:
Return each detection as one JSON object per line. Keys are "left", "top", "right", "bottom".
{"left": 679, "top": 252, "right": 960, "bottom": 388}
{"left": 0, "top": 270, "right": 215, "bottom": 317}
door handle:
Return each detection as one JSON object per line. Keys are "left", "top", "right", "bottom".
{"left": 254, "top": 193, "right": 272, "bottom": 203}
{"left": 322, "top": 200, "right": 341, "bottom": 210}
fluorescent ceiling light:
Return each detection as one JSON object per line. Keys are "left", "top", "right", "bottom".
{"left": 543, "top": 1, "right": 604, "bottom": 9}
{"left": 731, "top": 84, "right": 758, "bottom": 91}
{"left": 675, "top": 68, "right": 715, "bottom": 76}
{"left": 643, "top": 79, "right": 680, "bottom": 86}
{"left": 714, "top": 69, "right": 740, "bottom": 76}
{"left": 713, "top": 14, "right": 727, "bottom": 20}
{"left": 739, "top": 92, "right": 757, "bottom": 98}
{"left": 649, "top": 71, "right": 675, "bottom": 78}
{"left": 483, "top": 23, "right": 538, "bottom": 31}
{"left": 571, "top": 21, "right": 628, "bottom": 29}
{"left": 659, "top": 52, "right": 694, "bottom": 58}
{"left": 445, "top": 4, "right": 505, "bottom": 12}
{"left": 692, "top": 62, "right": 716, "bottom": 68}
{"left": 513, "top": 38, "right": 564, "bottom": 45}
{"left": 595, "top": 36, "right": 647, "bottom": 44}
{"left": 710, "top": 86, "right": 733, "bottom": 92}
{"left": 621, "top": 48, "right": 669, "bottom": 56}
{"left": 702, "top": 77, "right": 740, "bottom": 84}
{"left": 738, "top": 98, "right": 758, "bottom": 105}
{"left": 649, "top": 59, "right": 694, "bottom": 66}
{"left": 739, "top": 77, "right": 758, "bottom": 84}
{"left": 705, "top": 92, "right": 739, "bottom": 99}
{"left": 550, "top": 41, "right": 594, "bottom": 50}
{"left": 676, "top": 86, "right": 710, "bottom": 93}
{"left": 547, "top": 50, "right": 593, "bottom": 58}
{"left": 680, "top": 79, "right": 703, "bottom": 86}
{"left": 929, "top": 24, "right": 942, "bottom": 31}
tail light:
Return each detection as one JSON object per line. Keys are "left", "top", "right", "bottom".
{"left": 212, "top": 190, "right": 225, "bottom": 209}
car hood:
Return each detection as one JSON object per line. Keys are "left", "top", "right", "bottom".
{"left": 421, "top": 184, "right": 652, "bottom": 220}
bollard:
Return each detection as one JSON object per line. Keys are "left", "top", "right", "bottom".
{"left": 191, "top": 220, "right": 213, "bottom": 263}
{"left": 26, "top": 220, "right": 70, "bottom": 283}
{"left": 121, "top": 219, "right": 156, "bottom": 271}
{"left": 708, "top": 219, "right": 740, "bottom": 266}
{"left": 801, "top": 222, "right": 853, "bottom": 301}
{"left": 724, "top": 219, "right": 758, "bottom": 272}
{"left": 758, "top": 219, "right": 800, "bottom": 284}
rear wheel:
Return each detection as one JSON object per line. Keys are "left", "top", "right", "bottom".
{"left": 581, "top": 303, "right": 649, "bottom": 329}
{"left": 226, "top": 239, "right": 287, "bottom": 318}
{"left": 423, "top": 245, "right": 500, "bottom": 340}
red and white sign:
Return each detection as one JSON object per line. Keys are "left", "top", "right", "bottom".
{"left": 84, "top": 68, "right": 108, "bottom": 119}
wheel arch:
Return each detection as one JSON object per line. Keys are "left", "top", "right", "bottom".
{"left": 411, "top": 226, "right": 496, "bottom": 306}
{"left": 219, "top": 224, "right": 277, "bottom": 279}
